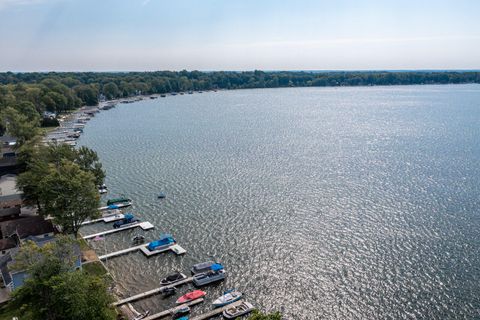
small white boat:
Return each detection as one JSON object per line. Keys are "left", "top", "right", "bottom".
{"left": 192, "top": 264, "right": 226, "bottom": 286}
{"left": 223, "top": 301, "right": 254, "bottom": 319}
{"left": 212, "top": 289, "right": 242, "bottom": 307}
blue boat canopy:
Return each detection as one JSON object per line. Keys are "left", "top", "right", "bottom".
{"left": 211, "top": 263, "right": 224, "bottom": 271}
{"left": 147, "top": 234, "right": 176, "bottom": 251}
{"left": 124, "top": 213, "right": 134, "bottom": 220}
{"left": 107, "top": 204, "right": 119, "bottom": 209}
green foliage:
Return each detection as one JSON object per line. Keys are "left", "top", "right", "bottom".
{"left": 10, "top": 237, "right": 116, "bottom": 320}
{"left": 247, "top": 310, "right": 282, "bottom": 320}
{"left": 1, "top": 107, "right": 39, "bottom": 148}
{"left": 39, "top": 160, "right": 100, "bottom": 237}
{"left": 17, "top": 144, "right": 102, "bottom": 235}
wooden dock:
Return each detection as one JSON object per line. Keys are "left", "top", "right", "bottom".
{"left": 112, "top": 277, "right": 193, "bottom": 306}
{"left": 191, "top": 300, "right": 246, "bottom": 320}
{"left": 142, "top": 298, "right": 204, "bottom": 320}
{"left": 98, "top": 243, "right": 186, "bottom": 260}
{"left": 83, "top": 221, "right": 154, "bottom": 239}
{"left": 81, "top": 212, "right": 125, "bottom": 225}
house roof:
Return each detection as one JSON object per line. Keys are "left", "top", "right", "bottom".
{"left": 0, "top": 238, "right": 17, "bottom": 251}
{"left": 0, "top": 216, "right": 56, "bottom": 239}
{"left": 0, "top": 207, "right": 21, "bottom": 218}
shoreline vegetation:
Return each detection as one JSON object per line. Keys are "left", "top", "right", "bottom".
{"left": 1, "top": 70, "right": 479, "bottom": 137}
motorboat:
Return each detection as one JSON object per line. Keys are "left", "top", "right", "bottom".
{"left": 158, "top": 192, "right": 166, "bottom": 199}
{"left": 113, "top": 213, "right": 140, "bottom": 229}
{"left": 159, "top": 286, "right": 176, "bottom": 297}
{"left": 160, "top": 272, "right": 187, "bottom": 286}
{"left": 107, "top": 197, "right": 131, "bottom": 206}
{"left": 176, "top": 290, "right": 206, "bottom": 304}
{"left": 171, "top": 305, "right": 190, "bottom": 318}
{"left": 222, "top": 301, "right": 254, "bottom": 319}
{"left": 175, "top": 317, "right": 189, "bottom": 320}
{"left": 212, "top": 289, "right": 242, "bottom": 307}
{"left": 192, "top": 269, "right": 226, "bottom": 287}
{"left": 147, "top": 234, "right": 176, "bottom": 251}
{"left": 191, "top": 261, "right": 215, "bottom": 275}
{"left": 132, "top": 235, "right": 145, "bottom": 245}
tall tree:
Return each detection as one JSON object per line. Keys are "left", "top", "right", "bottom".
{"left": 39, "top": 160, "right": 100, "bottom": 237}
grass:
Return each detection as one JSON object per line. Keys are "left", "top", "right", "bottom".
{"left": 83, "top": 261, "right": 107, "bottom": 277}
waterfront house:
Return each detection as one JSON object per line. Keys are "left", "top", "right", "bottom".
{"left": 0, "top": 174, "right": 22, "bottom": 209}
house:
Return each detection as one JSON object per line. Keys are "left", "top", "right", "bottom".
{"left": 0, "top": 174, "right": 22, "bottom": 209}
{"left": 0, "top": 207, "right": 21, "bottom": 222}
{"left": 0, "top": 216, "right": 56, "bottom": 240}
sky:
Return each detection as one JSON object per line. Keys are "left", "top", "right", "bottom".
{"left": 0, "top": 0, "right": 479, "bottom": 71}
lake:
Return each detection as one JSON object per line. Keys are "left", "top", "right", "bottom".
{"left": 79, "top": 85, "right": 480, "bottom": 319}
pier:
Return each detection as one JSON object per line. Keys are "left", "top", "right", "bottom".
{"left": 81, "top": 212, "right": 125, "bottom": 225}
{"left": 142, "top": 298, "right": 204, "bottom": 320}
{"left": 98, "top": 243, "right": 186, "bottom": 260}
{"left": 82, "top": 221, "right": 154, "bottom": 239}
{"left": 113, "top": 277, "right": 194, "bottom": 306}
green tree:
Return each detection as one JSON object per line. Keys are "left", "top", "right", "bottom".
{"left": 1, "top": 107, "right": 39, "bottom": 148}
{"left": 247, "top": 310, "right": 282, "bottom": 320}
{"left": 103, "top": 82, "right": 120, "bottom": 100}
{"left": 39, "top": 160, "right": 100, "bottom": 237}
{"left": 11, "top": 238, "right": 116, "bottom": 320}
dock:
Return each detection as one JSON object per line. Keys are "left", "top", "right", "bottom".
{"left": 82, "top": 221, "right": 154, "bottom": 239}
{"left": 112, "top": 277, "right": 194, "bottom": 306}
{"left": 98, "top": 243, "right": 186, "bottom": 260}
{"left": 191, "top": 300, "right": 247, "bottom": 320}
{"left": 143, "top": 298, "right": 204, "bottom": 320}
{"left": 81, "top": 212, "right": 125, "bottom": 225}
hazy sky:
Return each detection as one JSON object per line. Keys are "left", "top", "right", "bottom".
{"left": 1, "top": 0, "right": 479, "bottom": 71}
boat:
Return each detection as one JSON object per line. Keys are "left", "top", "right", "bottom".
{"left": 160, "top": 272, "right": 187, "bottom": 286}
{"left": 192, "top": 264, "right": 226, "bottom": 286}
{"left": 113, "top": 213, "right": 140, "bottom": 229}
{"left": 171, "top": 305, "right": 190, "bottom": 317}
{"left": 212, "top": 289, "right": 242, "bottom": 307}
{"left": 191, "top": 261, "right": 215, "bottom": 275}
{"left": 160, "top": 94, "right": 166, "bottom": 97}
{"left": 159, "top": 286, "right": 176, "bottom": 297}
{"left": 175, "top": 317, "right": 189, "bottom": 320}
{"left": 99, "top": 202, "right": 132, "bottom": 211}
{"left": 147, "top": 234, "right": 176, "bottom": 251}
{"left": 158, "top": 192, "right": 166, "bottom": 199}
{"left": 132, "top": 235, "right": 145, "bottom": 244}
{"left": 175, "top": 290, "right": 206, "bottom": 304}
{"left": 222, "top": 301, "right": 254, "bottom": 319}
{"left": 107, "top": 197, "right": 131, "bottom": 206}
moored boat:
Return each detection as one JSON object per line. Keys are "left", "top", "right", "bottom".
{"left": 192, "top": 264, "right": 226, "bottom": 286}
{"left": 171, "top": 305, "right": 190, "bottom": 317}
{"left": 191, "top": 261, "right": 215, "bottom": 275}
{"left": 222, "top": 301, "right": 254, "bottom": 319}
{"left": 212, "top": 289, "right": 242, "bottom": 307}
{"left": 175, "top": 290, "right": 206, "bottom": 304}
{"left": 113, "top": 213, "right": 140, "bottom": 228}
{"left": 107, "top": 197, "right": 132, "bottom": 206}
{"left": 160, "top": 272, "right": 187, "bottom": 286}
{"left": 147, "top": 234, "right": 176, "bottom": 251}
{"left": 159, "top": 286, "right": 176, "bottom": 297}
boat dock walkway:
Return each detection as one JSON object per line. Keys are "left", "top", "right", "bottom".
{"left": 113, "top": 277, "right": 194, "bottom": 306}
{"left": 98, "top": 243, "right": 186, "bottom": 260}
{"left": 191, "top": 300, "right": 246, "bottom": 320}
{"left": 143, "top": 298, "right": 204, "bottom": 320}
{"left": 82, "top": 221, "right": 154, "bottom": 239}
{"left": 81, "top": 213, "right": 125, "bottom": 225}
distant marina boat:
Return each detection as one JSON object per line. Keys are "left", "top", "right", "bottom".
{"left": 171, "top": 305, "right": 190, "bottom": 317}
{"left": 132, "top": 235, "right": 145, "bottom": 244}
{"left": 223, "top": 301, "right": 254, "bottom": 319}
{"left": 159, "top": 286, "right": 176, "bottom": 297}
{"left": 160, "top": 94, "right": 166, "bottom": 97}
{"left": 212, "top": 289, "right": 242, "bottom": 307}
{"left": 176, "top": 290, "right": 206, "bottom": 304}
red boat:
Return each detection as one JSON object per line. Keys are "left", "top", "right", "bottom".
{"left": 175, "top": 290, "right": 206, "bottom": 304}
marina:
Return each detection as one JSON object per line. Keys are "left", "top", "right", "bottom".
{"left": 81, "top": 212, "right": 125, "bottom": 225}
{"left": 190, "top": 300, "right": 248, "bottom": 320}
{"left": 82, "top": 221, "right": 154, "bottom": 239}
{"left": 141, "top": 298, "right": 204, "bottom": 320}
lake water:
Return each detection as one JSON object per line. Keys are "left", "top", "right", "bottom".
{"left": 79, "top": 85, "right": 480, "bottom": 319}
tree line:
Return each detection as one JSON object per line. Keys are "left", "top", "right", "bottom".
{"left": 0, "top": 70, "right": 479, "bottom": 122}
